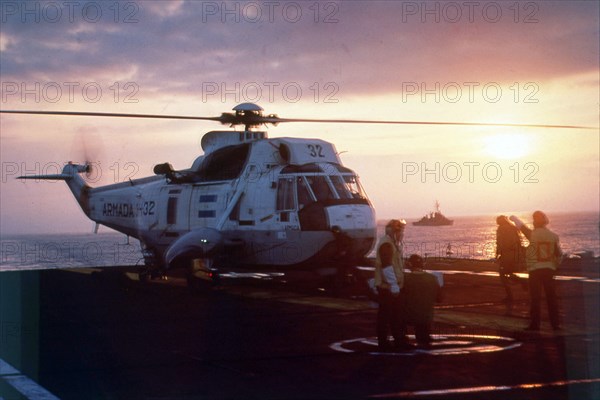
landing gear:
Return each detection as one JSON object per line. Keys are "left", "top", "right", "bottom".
{"left": 187, "top": 258, "right": 220, "bottom": 292}
{"left": 138, "top": 247, "right": 167, "bottom": 282}
{"left": 138, "top": 267, "right": 167, "bottom": 283}
{"left": 138, "top": 268, "right": 150, "bottom": 283}
{"left": 319, "top": 265, "right": 362, "bottom": 297}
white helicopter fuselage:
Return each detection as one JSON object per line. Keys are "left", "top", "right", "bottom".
{"left": 9, "top": 101, "right": 591, "bottom": 277}
{"left": 74, "top": 130, "right": 376, "bottom": 272}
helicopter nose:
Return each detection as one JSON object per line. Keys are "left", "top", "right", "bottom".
{"left": 326, "top": 204, "right": 375, "bottom": 232}
{"left": 327, "top": 204, "right": 376, "bottom": 257}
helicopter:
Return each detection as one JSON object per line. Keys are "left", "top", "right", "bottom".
{"left": 1, "top": 103, "right": 593, "bottom": 286}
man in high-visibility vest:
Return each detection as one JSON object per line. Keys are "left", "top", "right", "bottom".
{"left": 374, "top": 219, "right": 410, "bottom": 351}
{"left": 511, "top": 211, "right": 562, "bottom": 331}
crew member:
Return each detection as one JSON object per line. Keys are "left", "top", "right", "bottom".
{"left": 374, "top": 219, "right": 409, "bottom": 350}
{"left": 513, "top": 211, "right": 563, "bottom": 331}
{"left": 403, "top": 254, "right": 442, "bottom": 348}
{"left": 495, "top": 215, "right": 526, "bottom": 305}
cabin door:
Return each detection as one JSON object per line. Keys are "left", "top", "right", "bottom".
{"left": 158, "top": 185, "right": 192, "bottom": 237}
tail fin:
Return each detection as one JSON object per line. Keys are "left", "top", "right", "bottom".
{"left": 18, "top": 163, "right": 92, "bottom": 216}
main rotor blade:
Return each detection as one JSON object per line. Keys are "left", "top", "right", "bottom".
{"left": 0, "top": 110, "right": 222, "bottom": 122}
{"left": 1, "top": 109, "right": 595, "bottom": 130}
{"left": 269, "top": 117, "right": 596, "bottom": 130}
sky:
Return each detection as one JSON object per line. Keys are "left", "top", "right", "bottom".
{"left": 0, "top": 0, "right": 598, "bottom": 234}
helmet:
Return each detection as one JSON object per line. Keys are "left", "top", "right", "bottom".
{"left": 386, "top": 219, "right": 406, "bottom": 233}
{"left": 533, "top": 210, "right": 549, "bottom": 227}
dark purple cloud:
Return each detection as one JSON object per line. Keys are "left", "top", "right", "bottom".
{"left": 1, "top": 1, "right": 598, "bottom": 101}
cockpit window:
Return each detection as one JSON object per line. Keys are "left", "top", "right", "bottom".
{"left": 196, "top": 143, "right": 250, "bottom": 181}
{"left": 343, "top": 175, "right": 367, "bottom": 199}
{"left": 305, "top": 175, "right": 335, "bottom": 202}
{"left": 297, "top": 177, "right": 314, "bottom": 209}
{"left": 276, "top": 177, "right": 295, "bottom": 211}
{"left": 330, "top": 175, "right": 353, "bottom": 199}
{"left": 277, "top": 165, "right": 368, "bottom": 211}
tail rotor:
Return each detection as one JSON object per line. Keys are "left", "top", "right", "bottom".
{"left": 71, "top": 127, "right": 104, "bottom": 184}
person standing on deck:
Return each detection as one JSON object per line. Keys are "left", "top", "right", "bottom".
{"left": 403, "top": 254, "right": 442, "bottom": 348}
{"left": 511, "top": 211, "right": 563, "bottom": 331}
{"left": 374, "top": 219, "right": 410, "bottom": 350}
{"left": 495, "top": 215, "right": 527, "bottom": 306}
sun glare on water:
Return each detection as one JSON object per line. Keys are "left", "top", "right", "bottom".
{"left": 483, "top": 134, "right": 533, "bottom": 159}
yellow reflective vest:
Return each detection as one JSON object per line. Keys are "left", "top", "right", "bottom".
{"left": 374, "top": 234, "right": 404, "bottom": 290}
{"left": 526, "top": 227, "right": 562, "bottom": 272}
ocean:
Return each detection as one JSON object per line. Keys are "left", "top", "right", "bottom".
{"left": 385, "top": 211, "right": 600, "bottom": 261}
{"left": 0, "top": 212, "right": 598, "bottom": 272}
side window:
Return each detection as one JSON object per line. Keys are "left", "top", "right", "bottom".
{"left": 276, "top": 177, "right": 295, "bottom": 211}
{"left": 167, "top": 197, "right": 178, "bottom": 225}
{"left": 297, "top": 177, "right": 314, "bottom": 209}
{"left": 228, "top": 195, "right": 242, "bottom": 221}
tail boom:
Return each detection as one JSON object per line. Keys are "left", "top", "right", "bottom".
{"left": 18, "top": 163, "right": 92, "bottom": 217}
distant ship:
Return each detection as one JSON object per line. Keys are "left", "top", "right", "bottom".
{"left": 413, "top": 201, "right": 454, "bottom": 226}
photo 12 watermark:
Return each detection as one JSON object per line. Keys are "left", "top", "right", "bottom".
{"left": 199, "top": 1, "right": 339, "bottom": 23}
{"left": 403, "top": 240, "right": 497, "bottom": 259}
{"left": 0, "top": 239, "right": 142, "bottom": 268}
{"left": 2, "top": 161, "right": 141, "bottom": 184}
{"left": 400, "top": 1, "right": 539, "bottom": 24}
{"left": 401, "top": 161, "right": 540, "bottom": 184}
{"left": 201, "top": 81, "right": 340, "bottom": 103}
{"left": 0, "top": 238, "right": 304, "bottom": 268}
{"left": 401, "top": 82, "right": 539, "bottom": 104}
{"left": 1, "top": 81, "right": 140, "bottom": 104}
{"left": 1, "top": 1, "right": 140, "bottom": 23}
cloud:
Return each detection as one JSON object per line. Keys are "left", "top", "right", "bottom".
{"left": 1, "top": 0, "right": 598, "bottom": 100}
{"left": 1, "top": 0, "right": 598, "bottom": 233}
{"left": 0, "top": 31, "right": 16, "bottom": 51}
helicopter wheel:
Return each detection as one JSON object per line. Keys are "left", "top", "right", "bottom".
{"left": 138, "top": 266, "right": 166, "bottom": 283}
{"left": 138, "top": 268, "right": 151, "bottom": 283}
{"left": 187, "top": 258, "right": 220, "bottom": 293}
{"left": 327, "top": 265, "right": 359, "bottom": 297}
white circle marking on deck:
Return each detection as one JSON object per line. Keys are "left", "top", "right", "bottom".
{"left": 330, "top": 334, "right": 522, "bottom": 356}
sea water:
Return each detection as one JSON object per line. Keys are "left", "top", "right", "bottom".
{"left": 387, "top": 211, "right": 600, "bottom": 261}
{"left": 0, "top": 232, "right": 143, "bottom": 271}
{"left": 0, "top": 212, "right": 598, "bottom": 271}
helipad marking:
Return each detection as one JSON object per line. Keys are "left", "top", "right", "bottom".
{"left": 330, "top": 334, "right": 521, "bottom": 356}
{"left": 369, "top": 377, "right": 600, "bottom": 398}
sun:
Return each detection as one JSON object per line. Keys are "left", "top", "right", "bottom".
{"left": 482, "top": 133, "right": 533, "bottom": 159}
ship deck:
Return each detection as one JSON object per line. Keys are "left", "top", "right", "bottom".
{"left": 1, "top": 257, "right": 599, "bottom": 399}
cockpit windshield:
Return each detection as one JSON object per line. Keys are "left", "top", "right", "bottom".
{"left": 342, "top": 175, "right": 365, "bottom": 199}
{"left": 330, "top": 175, "right": 353, "bottom": 199}
{"left": 305, "top": 175, "right": 335, "bottom": 202}
{"left": 276, "top": 163, "right": 368, "bottom": 211}
{"left": 296, "top": 177, "right": 313, "bottom": 209}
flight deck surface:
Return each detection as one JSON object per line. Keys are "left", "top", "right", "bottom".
{"left": 1, "top": 258, "right": 598, "bottom": 399}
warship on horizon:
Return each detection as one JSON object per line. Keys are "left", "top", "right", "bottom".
{"left": 413, "top": 201, "right": 454, "bottom": 227}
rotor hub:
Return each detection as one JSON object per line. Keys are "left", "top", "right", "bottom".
{"left": 219, "top": 103, "right": 278, "bottom": 130}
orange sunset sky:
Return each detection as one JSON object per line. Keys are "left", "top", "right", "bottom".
{"left": 0, "top": 0, "right": 598, "bottom": 234}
